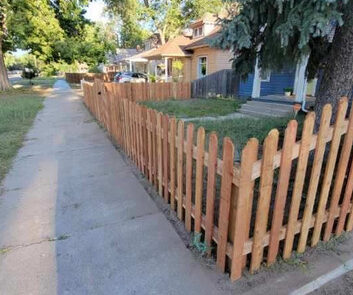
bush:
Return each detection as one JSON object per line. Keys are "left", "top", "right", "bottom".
{"left": 21, "top": 68, "right": 39, "bottom": 83}
{"left": 88, "top": 65, "right": 102, "bottom": 73}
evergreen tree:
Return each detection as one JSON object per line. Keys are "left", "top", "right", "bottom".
{"left": 214, "top": 0, "right": 353, "bottom": 124}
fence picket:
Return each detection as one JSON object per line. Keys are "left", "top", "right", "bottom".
{"left": 151, "top": 111, "right": 157, "bottom": 188}
{"left": 185, "top": 123, "right": 194, "bottom": 232}
{"left": 195, "top": 127, "right": 205, "bottom": 233}
{"left": 344, "top": 159, "right": 353, "bottom": 231}
{"left": 268, "top": 120, "right": 297, "bottom": 265}
{"left": 216, "top": 137, "right": 235, "bottom": 272}
{"left": 157, "top": 113, "right": 163, "bottom": 196}
{"left": 326, "top": 98, "right": 353, "bottom": 238}
{"left": 283, "top": 112, "right": 315, "bottom": 259}
{"left": 298, "top": 104, "right": 332, "bottom": 253}
{"left": 230, "top": 138, "right": 258, "bottom": 281}
{"left": 205, "top": 133, "right": 218, "bottom": 255}
{"left": 177, "top": 120, "right": 185, "bottom": 220}
{"left": 170, "top": 118, "right": 177, "bottom": 210}
{"left": 250, "top": 129, "right": 279, "bottom": 273}
{"left": 312, "top": 98, "right": 348, "bottom": 246}
{"left": 163, "top": 115, "right": 170, "bottom": 202}
{"left": 147, "top": 110, "right": 153, "bottom": 182}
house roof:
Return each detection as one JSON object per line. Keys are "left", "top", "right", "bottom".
{"left": 184, "top": 27, "right": 221, "bottom": 50}
{"left": 124, "top": 48, "right": 157, "bottom": 63}
{"left": 144, "top": 35, "right": 193, "bottom": 59}
{"left": 189, "top": 12, "right": 218, "bottom": 28}
{"left": 111, "top": 48, "right": 139, "bottom": 63}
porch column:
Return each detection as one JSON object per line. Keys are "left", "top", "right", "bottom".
{"left": 164, "top": 57, "right": 168, "bottom": 82}
{"left": 129, "top": 60, "right": 133, "bottom": 71}
{"left": 251, "top": 58, "right": 261, "bottom": 98}
{"left": 294, "top": 55, "right": 309, "bottom": 103}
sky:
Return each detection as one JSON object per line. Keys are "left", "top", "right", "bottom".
{"left": 85, "top": 0, "right": 108, "bottom": 24}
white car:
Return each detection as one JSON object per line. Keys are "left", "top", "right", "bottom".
{"left": 114, "top": 72, "right": 148, "bottom": 83}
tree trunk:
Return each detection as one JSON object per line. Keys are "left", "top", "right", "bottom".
{"left": 0, "top": 45, "right": 11, "bottom": 91}
{"left": 158, "top": 28, "right": 166, "bottom": 45}
{"left": 314, "top": 0, "right": 353, "bottom": 127}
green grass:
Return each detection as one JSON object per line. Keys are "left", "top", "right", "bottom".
{"left": 140, "top": 98, "right": 244, "bottom": 118}
{"left": 0, "top": 87, "right": 45, "bottom": 182}
{"left": 12, "top": 76, "right": 58, "bottom": 89}
{"left": 190, "top": 114, "right": 305, "bottom": 157}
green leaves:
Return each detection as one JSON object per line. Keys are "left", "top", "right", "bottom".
{"left": 214, "top": 0, "right": 350, "bottom": 79}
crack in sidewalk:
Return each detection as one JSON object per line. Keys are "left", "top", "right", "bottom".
{"left": 0, "top": 234, "right": 70, "bottom": 255}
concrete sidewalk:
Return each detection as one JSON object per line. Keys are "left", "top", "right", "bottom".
{"left": 0, "top": 80, "right": 226, "bottom": 295}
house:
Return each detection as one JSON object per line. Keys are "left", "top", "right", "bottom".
{"left": 125, "top": 12, "right": 316, "bottom": 103}
{"left": 122, "top": 34, "right": 163, "bottom": 77}
{"left": 104, "top": 48, "right": 140, "bottom": 72}
{"left": 124, "top": 13, "right": 233, "bottom": 82}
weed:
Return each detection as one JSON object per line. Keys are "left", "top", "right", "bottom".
{"left": 191, "top": 232, "right": 211, "bottom": 255}
{"left": 0, "top": 247, "right": 11, "bottom": 255}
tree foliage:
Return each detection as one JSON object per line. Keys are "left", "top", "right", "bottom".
{"left": 0, "top": 0, "right": 118, "bottom": 87}
{"left": 214, "top": 0, "right": 349, "bottom": 80}
{"left": 104, "top": 0, "right": 223, "bottom": 45}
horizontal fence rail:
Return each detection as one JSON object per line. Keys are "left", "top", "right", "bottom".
{"left": 82, "top": 79, "right": 353, "bottom": 281}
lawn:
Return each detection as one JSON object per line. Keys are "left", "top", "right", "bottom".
{"left": 12, "top": 76, "right": 58, "bottom": 88}
{"left": 190, "top": 114, "right": 305, "bottom": 158}
{"left": 0, "top": 81, "right": 51, "bottom": 182}
{"left": 140, "top": 98, "right": 244, "bottom": 118}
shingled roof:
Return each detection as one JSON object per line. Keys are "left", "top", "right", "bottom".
{"left": 184, "top": 27, "right": 221, "bottom": 50}
{"left": 143, "top": 35, "right": 193, "bottom": 59}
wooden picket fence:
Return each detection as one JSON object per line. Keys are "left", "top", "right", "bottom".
{"left": 65, "top": 72, "right": 114, "bottom": 83}
{"left": 105, "top": 81, "right": 191, "bottom": 101}
{"left": 82, "top": 79, "right": 353, "bottom": 281}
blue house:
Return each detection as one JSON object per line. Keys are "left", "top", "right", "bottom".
{"left": 238, "top": 55, "right": 317, "bottom": 105}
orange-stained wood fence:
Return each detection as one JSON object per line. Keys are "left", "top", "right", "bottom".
{"left": 82, "top": 79, "right": 353, "bottom": 281}
{"left": 65, "top": 72, "right": 115, "bottom": 83}
{"left": 105, "top": 81, "right": 191, "bottom": 101}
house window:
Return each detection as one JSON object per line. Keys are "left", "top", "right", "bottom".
{"left": 260, "top": 69, "right": 271, "bottom": 82}
{"left": 193, "top": 26, "right": 203, "bottom": 37}
{"left": 198, "top": 56, "right": 207, "bottom": 78}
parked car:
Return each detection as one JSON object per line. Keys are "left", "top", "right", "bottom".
{"left": 114, "top": 72, "right": 148, "bottom": 83}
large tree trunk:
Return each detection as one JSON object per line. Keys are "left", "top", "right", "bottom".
{"left": 314, "top": 0, "right": 353, "bottom": 127}
{"left": 0, "top": 45, "right": 11, "bottom": 91}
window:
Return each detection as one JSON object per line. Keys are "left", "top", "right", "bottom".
{"left": 198, "top": 56, "right": 207, "bottom": 78}
{"left": 193, "top": 26, "right": 203, "bottom": 38}
{"left": 260, "top": 69, "right": 271, "bottom": 82}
